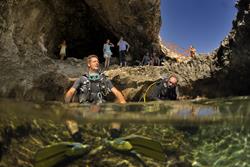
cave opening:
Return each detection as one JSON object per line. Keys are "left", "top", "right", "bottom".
{"left": 49, "top": 0, "right": 119, "bottom": 63}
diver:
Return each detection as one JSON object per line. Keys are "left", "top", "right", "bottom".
{"left": 64, "top": 55, "right": 126, "bottom": 140}
{"left": 65, "top": 54, "right": 126, "bottom": 104}
{"left": 146, "top": 75, "right": 179, "bottom": 101}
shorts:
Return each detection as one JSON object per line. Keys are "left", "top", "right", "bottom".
{"left": 104, "top": 52, "right": 112, "bottom": 58}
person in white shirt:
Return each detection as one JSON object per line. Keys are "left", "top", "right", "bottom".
{"left": 103, "top": 39, "right": 114, "bottom": 69}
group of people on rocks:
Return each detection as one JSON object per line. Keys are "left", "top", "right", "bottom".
{"left": 39, "top": 33, "right": 197, "bottom": 67}
{"left": 141, "top": 52, "right": 165, "bottom": 66}
{"left": 103, "top": 37, "right": 130, "bottom": 69}
{"left": 53, "top": 37, "right": 130, "bottom": 68}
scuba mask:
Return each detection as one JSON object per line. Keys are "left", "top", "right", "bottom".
{"left": 88, "top": 73, "right": 100, "bottom": 81}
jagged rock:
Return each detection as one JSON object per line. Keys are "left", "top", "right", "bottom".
{"left": 191, "top": 0, "right": 250, "bottom": 97}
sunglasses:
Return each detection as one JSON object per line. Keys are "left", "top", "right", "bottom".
{"left": 88, "top": 74, "right": 100, "bottom": 81}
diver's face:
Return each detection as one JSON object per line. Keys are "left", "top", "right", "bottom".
{"left": 88, "top": 57, "right": 99, "bottom": 72}
{"left": 167, "top": 77, "right": 177, "bottom": 88}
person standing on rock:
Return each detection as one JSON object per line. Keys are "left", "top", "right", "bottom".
{"left": 103, "top": 39, "right": 114, "bottom": 69}
{"left": 146, "top": 75, "right": 179, "bottom": 101}
{"left": 38, "top": 33, "right": 48, "bottom": 55}
{"left": 117, "top": 37, "right": 130, "bottom": 67}
{"left": 59, "top": 40, "right": 67, "bottom": 60}
{"left": 189, "top": 45, "right": 196, "bottom": 58}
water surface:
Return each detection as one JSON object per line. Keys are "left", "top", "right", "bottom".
{"left": 0, "top": 97, "right": 249, "bottom": 167}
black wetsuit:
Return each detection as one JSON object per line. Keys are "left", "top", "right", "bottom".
{"left": 72, "top": 73, "right": 113, "bottom": 104}
{"left": 148, "top": 80, "right": 178, "bottom": 101}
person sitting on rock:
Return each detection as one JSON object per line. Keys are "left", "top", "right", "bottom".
{"left": 141, "top": 52, "right": 151, "bottom": 65}
{"left": 152, "top": 52, "right": 160, "bottom": 66}
{"left": 65, "top": 54, "right": 126, "bottom": 104}
{"left": 159, "top": 54, "right": 166, "bottom": 65}
{"left": 149, "top": 53, "right": 155, "bottom": 66}
{"left": 147, "top": 75, "right": 179, "bottom": 101}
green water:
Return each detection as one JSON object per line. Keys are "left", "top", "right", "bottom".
{"left": 0, "top": 97, "right": 250, "bottom": 167}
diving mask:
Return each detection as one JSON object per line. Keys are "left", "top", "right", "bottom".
{"left": 88, "top": 73, "right": 100, "bottom": 81}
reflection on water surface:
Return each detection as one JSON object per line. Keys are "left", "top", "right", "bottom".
{"left": 0, "top": 97, "right": 250, "bottom": 167}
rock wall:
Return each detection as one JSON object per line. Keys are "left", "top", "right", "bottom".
{"left": 191, "top": 0, "right": 250, "bottom": 97}
{"left": 84, "top": 0, "right": 161, "bottom": 55}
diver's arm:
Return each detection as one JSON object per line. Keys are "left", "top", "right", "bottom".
{"left": 65, "top": 87, "right": 76, "bottom": 103}
{"left": 148, "top": 86, "right": 161, "bottom": 101}
{"left": 111, "top": 87, "right": 126, "bottom": 104}
{"left": 65, "top": 77, "right": 82, "bottom": 103}
{"left": 174, "top": 87, "right": 179, "bottom": 100}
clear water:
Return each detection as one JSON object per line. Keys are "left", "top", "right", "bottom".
{"left": 0, "top": 97, "right": 250, "bottom": 167}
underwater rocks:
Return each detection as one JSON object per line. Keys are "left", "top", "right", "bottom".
{"left": 1, "top": 99, "right": 206, "bottom": 166}
{"left": 0, "top": 120, "right": 191, "bottom": 167}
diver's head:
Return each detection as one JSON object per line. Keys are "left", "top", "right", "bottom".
{"left": 87, "top": 54, "right": 100, "bottom": 72}
{"left": 165, "top": 75, "right": 178, "bottom": 88}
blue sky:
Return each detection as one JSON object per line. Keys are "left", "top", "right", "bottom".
{"left": 160, "top": 0, "right": 237, "bottom": 53}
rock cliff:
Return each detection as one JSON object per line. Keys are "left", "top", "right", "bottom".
{"left": 191, "top": 0, "right": 250, "bottom": 97}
